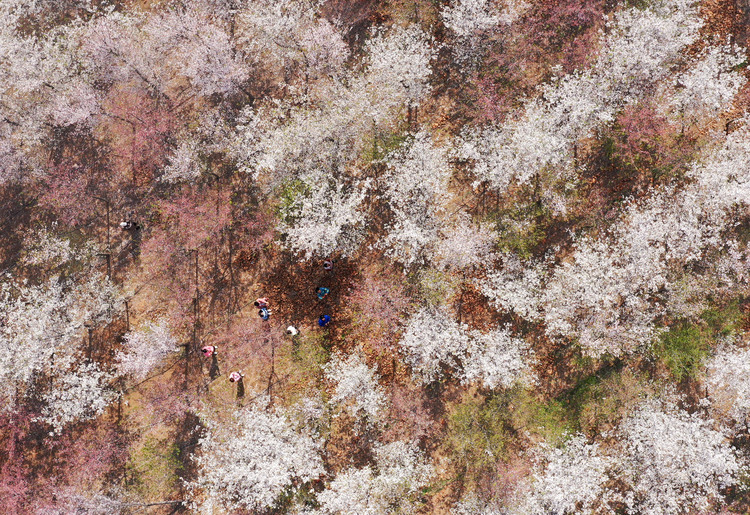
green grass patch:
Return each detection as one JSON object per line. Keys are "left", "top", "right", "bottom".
{"left": 278, "top": 331, "right": 329, "bottom": 381}
{"left": 653, "top": 323, "right": 708, "bottom": 381}
{"left": 493, "top": 200, "right": 550, "bottom": 259}
{"left": 125, "top": 436, "right": 181, "bottom": 499}
{"left": 562, "top": 366, "right": 651, "bottom": 434}
{"left": 275, "top": 178, "right": 310, "bottom": 225}
{"left": 652, "top": 299, "right": 743, "bottom": 381}
{"left": 446, "top": 393, "right": 511, "bottom": 474}
{"left": 362, "top": 126, "right": 410, "bottom": 163}
{"left": 413, "top": 268, "right": 458, "bottom": 307}
{"left": 446, "top": 387, "right": 571, "bottom": 479}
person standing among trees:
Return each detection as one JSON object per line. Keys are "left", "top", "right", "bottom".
{"left": 318, "top": 314, "right": 331, "bottom": 327}
{"left": 119, "top": 211, "right": 142, "bottom": 231}
{"left": 316, "top": 287, "right": 330, "bottom": 300}
{"left": 256, "top": 297, "right": 271, "bottom": 320}
{"left": 202, "top": 345, "right": 221, "bottom": 380}
{"left": 323, "top": 259, "right": 334, "bottom": 271}
{"left": 229, "top": 371, "right": 245, "bottom": 399}
{"left": 287, "top": 325, "right": 301, "bottom": 359}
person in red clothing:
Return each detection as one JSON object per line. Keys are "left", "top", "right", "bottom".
{"left": 229, "top": 371, "right": 245, "bottom": 399}
{"left": 254, "top": 297, "right": 269, "bottom": 308}
{"left": 201, "top": 345, "right": 216, "bottom": 357}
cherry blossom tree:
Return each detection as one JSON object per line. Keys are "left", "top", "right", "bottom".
{"left": 233, "top": 23, "right": 435, "bottom": 184}
{"left": 453, "top": 495, "right": 504, "bottom": 515}
{"left": 0, "top": 6, "right": 100, "bottom": 183}
{"left": 363, "top": 24, "right": 435, "bottom": 114}
{"left": 324, "top": 352, "right": 387, "bottom": 424}
{"left": 511, "top": 434, "right": 611, "bottom": 515}
{"left": 399, "top": 308, "right": 534, "bottom": 387}
{"left": 542, "top": 235, "right": 663, "bottom": 358}
{"left": 541, "top": 183, "right": 727, "bottom": 357}
{"left": 278, "top": 172, "right": 371, "bottom": 259}
{"left": 665, "top": 44, "right": 746, "bottom": 126}
{"left": 615, "top": 402, "right": 740, "bottom": 515}
{"left": 433, "top": 215, "right": 496, "bottom": 272}
{"left": 398, "top": 307, "right": 468, "bottom": 384}
{"left": 83, "top": 7, "right": 245, "bottom": 99}
{"left": 116, "top": 320, "right": 179, "bottom": 381}
{"left": 38, "top": 362, "right": 116, "bottom": 433}
{"left": 378, "top": 132, "right": 454, "bottom": 267}
{"left": 534, "top": 117, "right": 749, "bottom": 358}
{"left": 237, "top": 0, "right": 348, "bottom": 89}
{"left": 20, "top": 225, "right": 97, "bottom": 272}
{"left": 154, "top": 9, "right": 246, "bottom": 97}
{"left": 0, "top": 274, "right": 122, "bottom": 412}
{"left": 706, "top": 340, "right": 750, "bottom": 431}
{"left": 36, "top": 488, "right": 127, "bottom": 515}
{"left": 442, "top": 0, "right": 527, "bottom": 38}
{"left": 462, "top": 327, "right": 535, "bottom": 389}
{"left": 192, "top": 401, "right": 324, "bottom": 512}
{"left": 478, "top": 254, "right": 545, "bottom": 322}
{"left": 458, "top": 0, "right": 702, "bottom": 211}
{"left": 316, "top": 440, "right": 433, "bottom": 514}
{"left": 441, "top": 0, "right": 528, "bottom": 66}
{"left": 688, "top": 116, "right": 750, "bottom": 213}
{"left": 160, "top": 139, "right": 203, "bottom": 184}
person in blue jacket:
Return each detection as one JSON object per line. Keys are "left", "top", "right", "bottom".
{"left": 259, "top": 307, "right": 271, "bottom": 321}
{"left": 318, "top": 314, "right": 331, "bottom": 327}
{"left": 316, "top": 287, "right": 330, "bottom": 300}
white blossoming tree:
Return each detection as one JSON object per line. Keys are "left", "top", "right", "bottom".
{"left": 0, "top": 274, "right": 122, "bottom": 413}
{"left": 116, "top": 320, "right": 179, "bottom": 381}
{"left": 462, "top": 327, "right": 535, "bottom": 389}
{"left": 433, "top": 215, "right": 496, "bottom": 272}
{"left": 278, "top": 172, "right": 371, "bottom": 259}
{"left": 237, "top": 0, "right": 348, "bottom": 89}
{"left": 0, "top": 4, "right": 101, "bottom": 182}
{"left": 234, "top": 23, "right": 435, "bottom": 183}
{"left": 441, "top": 0, "right": 529, "bottom": 68}
{"left": 688, "top": 116, "right": 750, "bottom": 212}
{"left": 541, "top": 184, "right": 725, "bottom": 358}
{"left": 616, "top": 403, "right": 741, "bottom": 515}
{"left": 398, "top": 307, "right": 468, "bottom": 384}
{"left": 511, "top": 435, "right": 611, "bottom": 515}
{"left": 39, "top": 362, "right": 116, "bottom": 433}
{"left": 324, "top": 352, "right": 387, "bottom": 424}
{"left": 478, "top": 253, "right": 545, "bottom": 321}
{"left": 378, "top": 132, "right": 454, "bottom": 267}
{"left": 160, "top": 140, "right": 202, "bottom": 184}
{"left": 399, "top": 308, "right": 535, "bottom": 388}
{"left": 442, "top": 0, "right": 504, "bottom": 39}
{"left": 193, "top": 402, "right": 324, "bottom": 512}
{"left": 706, "top": 342, "right": 750, "bottom": 430}
{"left": 666, "top": 44, "right": 746, "bottom": 126}
{"left": 316, "top": 440, "right": 433, "bottom": 514}
{"left": 84, "top": 7, "right": 246, "bottom": 98}
{"left": 458, "top": 0, "right": 702, "bottom": 211}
